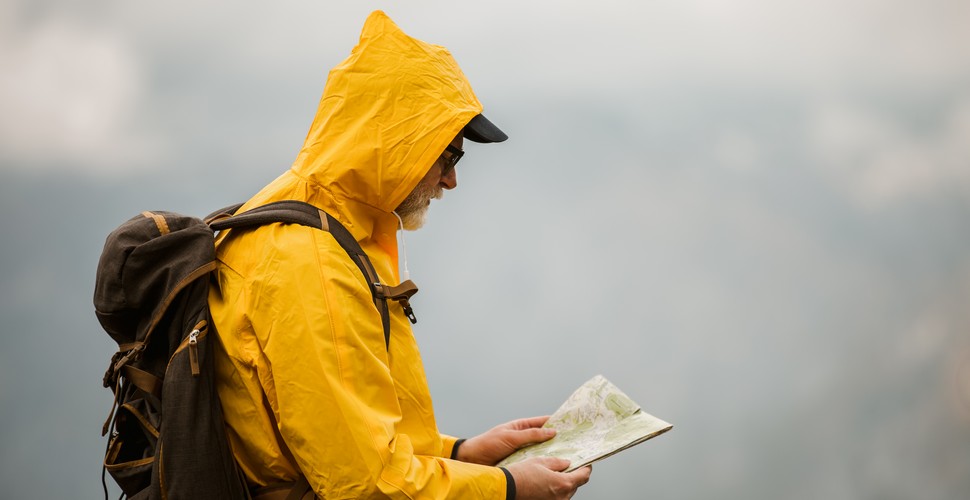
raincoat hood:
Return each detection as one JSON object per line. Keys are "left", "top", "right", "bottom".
{"left": 243, "top": 10, "right": 484, "bottom": 253}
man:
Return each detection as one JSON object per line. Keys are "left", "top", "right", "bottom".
{"left": 209, "top": 11, "right": 592, "bottom": 499}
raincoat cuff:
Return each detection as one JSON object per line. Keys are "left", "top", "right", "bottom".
{"left": 499, "top": 467, "right": 516, "bottom": 500}
{"left": 440, "top": 434, "right": 462, "bottom": 459}
{"left": 449, "top": 438, "right": 466, "bottom": 460}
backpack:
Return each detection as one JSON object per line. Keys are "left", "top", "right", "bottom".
{"left": 94, "top": 200, "right": 418, "bottom": 499}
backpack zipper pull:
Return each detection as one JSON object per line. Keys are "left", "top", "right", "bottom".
{"left": 188, "top": 329, "right": 200, "bottom": 377}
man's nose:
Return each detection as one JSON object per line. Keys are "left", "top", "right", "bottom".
{"left": 439, "top": 167, "right": 457, "bottom": 190}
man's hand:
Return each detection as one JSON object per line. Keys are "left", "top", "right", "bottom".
{"left": 455, "top": 417, "right": 593, "bottom": 499}
{"left": 456, "top": 416, "right": 556, "bottom": 466}
{"left": 506, "top": 457, "right": 592, "bottom": 500}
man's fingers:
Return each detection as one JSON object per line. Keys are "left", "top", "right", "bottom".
{"left": 508, "top": 415, "right": 550, "bottom": 430}
{"left": 567, "top": 464, "right": 592, "bottom": 486}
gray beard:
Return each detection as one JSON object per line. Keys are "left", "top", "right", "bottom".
{"left": 395, "top": 182, "right": 442, "bottom": 230}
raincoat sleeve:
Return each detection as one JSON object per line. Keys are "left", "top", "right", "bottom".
{"left": 440, "top": 435, "right": 462, "bottom": 459}
{"left": 249, "top": 228, "right": 509, "bottom": 499}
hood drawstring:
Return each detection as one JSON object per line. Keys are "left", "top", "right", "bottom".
{"left": 391, "top": 211, "right": 411, "bottom": 281}
{"left": 389, "top": 210, "right": 419, "bottom": 325}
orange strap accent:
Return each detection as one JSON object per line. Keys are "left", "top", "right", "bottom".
{"left": 141, "top": 211, "right": 171, "bottom": 235}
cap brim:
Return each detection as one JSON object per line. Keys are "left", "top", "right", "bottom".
{"left": 463, "top": 113, "right": 508, "bottom": 143}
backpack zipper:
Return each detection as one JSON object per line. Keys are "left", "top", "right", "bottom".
{"left": 167, "top": 320, "right": 207, "bottom": 377}
{"left": 188, "top": 329, "right": 201, "bottom": 376}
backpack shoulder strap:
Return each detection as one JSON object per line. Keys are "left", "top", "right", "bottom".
{"left": 208, "top": 201, "right": 413, "bottom": 349}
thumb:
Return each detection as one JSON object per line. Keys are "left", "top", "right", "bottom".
{"left": 533, "top": 456, "right": 571, "bottom": 472}
{"left": 512, "top": 427, "right": 556, "bottom": 447}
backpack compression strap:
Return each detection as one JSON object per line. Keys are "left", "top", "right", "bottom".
{"left": 207, "top": 201, "right": 418, "bottom": 349}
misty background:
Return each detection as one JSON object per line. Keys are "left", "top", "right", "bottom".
{"left": 2, "top": 1, "right": 969, "bottom": 498}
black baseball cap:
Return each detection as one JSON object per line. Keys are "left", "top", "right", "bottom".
{"left": 463, "top": 113, "right": 508, "bottom": 143}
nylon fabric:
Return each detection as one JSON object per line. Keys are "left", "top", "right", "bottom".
{"left": 209, "top": 10, "right": 506, "bottom": 499}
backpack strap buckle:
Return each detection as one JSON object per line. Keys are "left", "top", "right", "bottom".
{"left": 381, "top": 280, "right": 419, "bottom": 324}
{"left": 103, "top": 343, "right": 146, "bottom": 389}
{"left": 113, "top": 343, "right": 147, "bottom": 373}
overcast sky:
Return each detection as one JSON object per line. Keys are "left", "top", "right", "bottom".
{"left": 2, "top": 1, "right": 969, "bottom": 498}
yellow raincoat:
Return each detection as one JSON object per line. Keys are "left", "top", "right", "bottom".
{"left": 209, "top": 11, "right": 508, "bottom": 499}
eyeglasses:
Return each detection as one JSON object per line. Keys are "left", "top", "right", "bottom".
{"left": 439, "top": 144, "right": 464, "bottom": 176}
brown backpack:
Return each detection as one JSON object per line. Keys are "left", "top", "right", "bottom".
{"left": 94, "top": 201, "right": 417, "bottom": 499}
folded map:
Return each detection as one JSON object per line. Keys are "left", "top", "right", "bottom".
{"left": 497, "top": 375, "right": 673, "bottom": 472}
